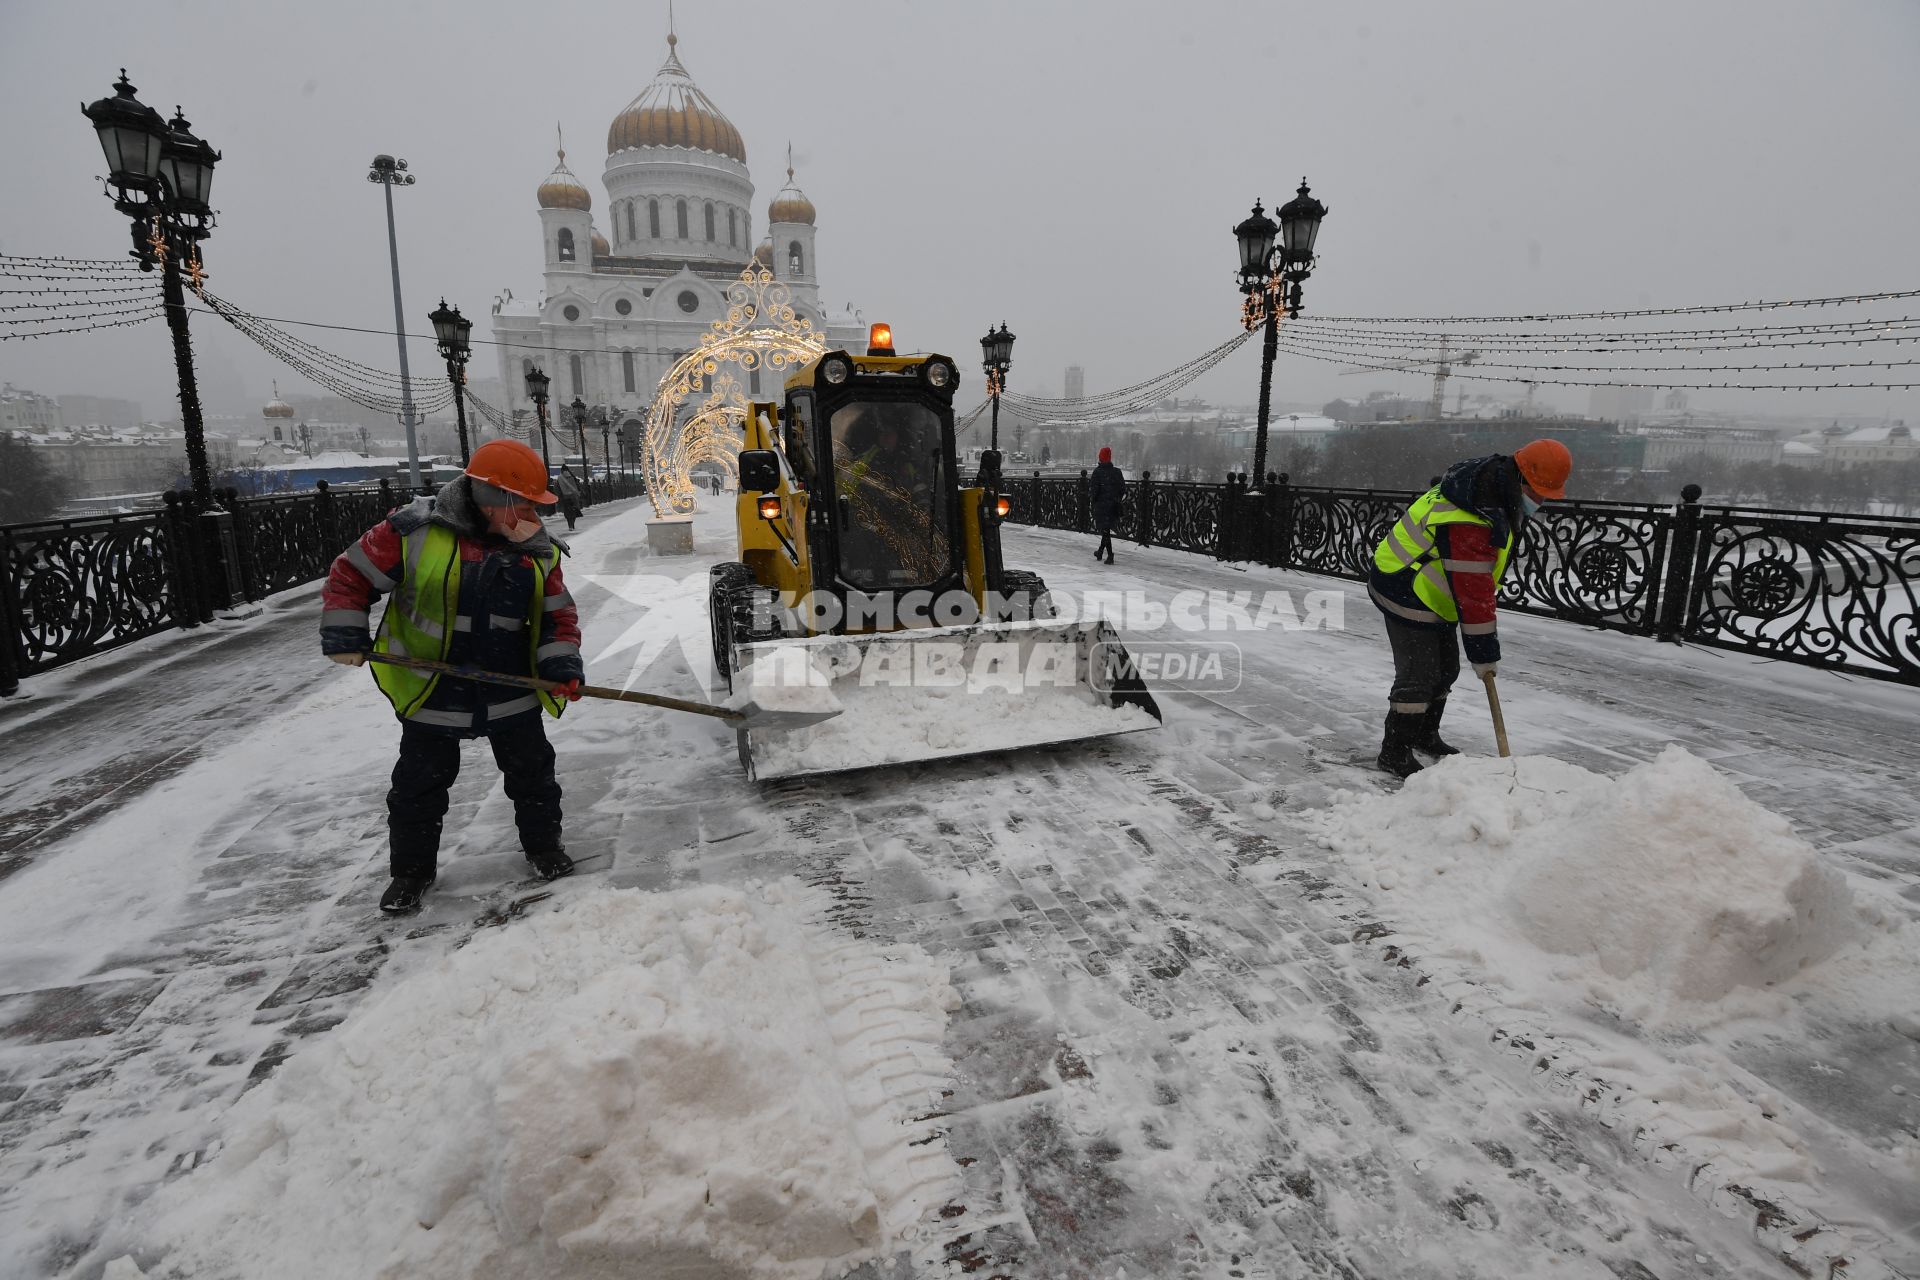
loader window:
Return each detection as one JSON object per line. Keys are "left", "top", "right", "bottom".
{"left": 784, "top": 391, "right": 817, "bottom": 489}
{"left": 830, "top": 401, "right": 952, "bottom": 590}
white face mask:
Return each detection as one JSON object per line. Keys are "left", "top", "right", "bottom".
{"left": 1522, "top": 494, "right": 1542, "bottom": 519}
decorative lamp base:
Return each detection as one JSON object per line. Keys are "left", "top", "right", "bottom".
{"left": 645, "top": 516, "right": 695, "bottom": 557}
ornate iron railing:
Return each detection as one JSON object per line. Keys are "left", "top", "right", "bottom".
{"left": 1, "top": 472, "right": 648, "bottom": 696}
{"left": 1002, "top": 470, "right": 1920, "bottom": 685}
{"left": 0, "top": 510, "right": 178, "bottom": 678}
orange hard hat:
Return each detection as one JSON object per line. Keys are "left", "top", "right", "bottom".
{"left": 1514, "top": 438, "right": 1571, "bottom": 500}
{"left": 465, "top": 439, "right": 558, "bottom": 505}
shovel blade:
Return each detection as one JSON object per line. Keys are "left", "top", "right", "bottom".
{"left": 733, "top": 619, "right": 1162, "bottom": 782}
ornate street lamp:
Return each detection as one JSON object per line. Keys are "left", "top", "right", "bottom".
{"left": 525, "top": 365, "right": 552, "bottom": 472}
{"left": 428, "top": 298, "right": 474, "bottom": 464}
{"left": 597, "top": 407, "right": 614, "bottom": 494}
{"left": 83, "top": 72, "right": 219, "bottom": 508}
{"left": 569, "top": 396, "right": 592, "bottom": 504}
{"left": 83, "top": 71, "right": 256, "bottom": 623}
{"left": 1235, "top": 179, "right": 1328, "bottom": 487}
{"left": 367, "top": 154, "right": 421, "bottom": 489}
{"left": 979, "top": 322, "right": 1015, "bottom": 488}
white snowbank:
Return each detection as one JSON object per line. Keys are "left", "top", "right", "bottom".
{"left": 134, "top": 882, "right": 960, "bottom": 1280}
{"left": 1304, "top": 746, "right": 1905, "bottom": 1023}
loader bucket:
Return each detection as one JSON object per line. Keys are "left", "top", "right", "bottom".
{"left": 733, "top": 619, "right": 1162, "bottom": 781}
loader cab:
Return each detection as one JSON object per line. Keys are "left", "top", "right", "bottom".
{"left": 783, "top": 340, "right": 971, "bottom": 626}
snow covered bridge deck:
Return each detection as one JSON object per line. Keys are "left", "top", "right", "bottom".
{"left": 1, "top": 497, "right": 1915, "bottom": 1279}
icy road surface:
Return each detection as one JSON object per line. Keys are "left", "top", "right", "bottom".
{"left": 1, "top": 496, "right": 1915, "bottom": 1279}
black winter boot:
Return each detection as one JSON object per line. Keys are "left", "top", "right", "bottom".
{"left": 379, "top": 875, "right": 435, "bottom": 916}
{"left": 1411, "top": 699, "right": 1460, "bottom": 757}
{"left": 1375, "top": 711, "right": 1426, "bottom": 779}
{"left": 525, "top": 847, "right": 575, "bottom": 881}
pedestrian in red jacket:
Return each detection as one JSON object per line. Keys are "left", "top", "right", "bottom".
{"left": 320, "top": 440, "right": 585, "bottom": 915}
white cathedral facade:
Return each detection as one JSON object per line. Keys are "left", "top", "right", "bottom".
{"left": 489, "top": 32, "right": 865, "bottom": 448}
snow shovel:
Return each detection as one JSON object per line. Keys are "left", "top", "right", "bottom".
{"left": 1480, "top": 670, "right": 1511, "bottom": 758}
{"left": 362, "top": 652, "right": 842, "bottom": 732}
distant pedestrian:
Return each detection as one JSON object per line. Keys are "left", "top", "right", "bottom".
{"left": 555, "top": 466, "right": 584, "bottom": 531}
{"left": 1368, "top": 439, "right": 1571, "bottom": 778}
{"left": 320, "top": 439, "right": 586, "bottom": 915}
{"left": 1089, "top": 446, "right": 1124, "bottom": 564}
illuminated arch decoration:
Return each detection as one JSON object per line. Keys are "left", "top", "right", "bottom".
{"left": 643, "top": 263, "right": 824, "bottom": 516}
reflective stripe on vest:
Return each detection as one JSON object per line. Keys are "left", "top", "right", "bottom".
{"left": 1372, "top": 489, "right": 1511, "bottom": 623}
{"left": 371, "top": 525, "right": 565, "bottom": 721}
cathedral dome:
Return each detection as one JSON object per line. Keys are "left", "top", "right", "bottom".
{"left": 767, "top": 164, "right": 816, "bottom": 225}
{"left": 751, "top": 239, "right": 774, "bottom": 271}
{"left": 591, "top": 228, "right": 610, "bottom": 257}
{"left": 607, "top": 34, "right": 746, "bottom": 164}
{"left": 263, "top": 382, "right": 295, "bottom": 418}
{"left": 536, "top": 143, "right": 592, "bottom": 211}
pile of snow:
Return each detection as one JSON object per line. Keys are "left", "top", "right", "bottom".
{"left": 1304, "top": 746, "right": 1899, "bottom": 1022}
{"left": 130, "top": 882, "right": 960, "bottom": 1280}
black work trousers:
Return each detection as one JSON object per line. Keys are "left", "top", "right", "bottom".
{"left": 1383, "top": 614, "right": 1460, "bottom": 713}
{"left": 386, "top": 715, "right": 563, "bottom": 877}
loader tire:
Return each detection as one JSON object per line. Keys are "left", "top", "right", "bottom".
{"left": 999, "top": 569, "right": 1057, "bottom": 622}
{"left": 709, "top": 562, "right": 785, "bottom": 693}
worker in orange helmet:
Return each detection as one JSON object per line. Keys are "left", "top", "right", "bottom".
{"left": 320, "top": 439, "right": 586, "bottom": 914}
{"left": 1367, "top": 438, "right": 1571, "bottom": 777}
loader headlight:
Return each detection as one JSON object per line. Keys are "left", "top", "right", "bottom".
{"left": 758, "top": 495, "right": 782, "bottom": 520}
{"left": 821, "top": 355, "right": 852, "bottom": 386}
{"left": 923, "top": 359, "right": 956, "bottom": 389}
{"left": 994, "top": 494, "right": 1012, "bottom": 518}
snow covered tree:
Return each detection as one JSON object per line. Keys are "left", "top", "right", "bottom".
{"left": 0, "top": 433, "right": 74, "bottom": 524}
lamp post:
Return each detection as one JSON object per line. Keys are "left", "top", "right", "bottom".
{"left": 979, "top": 322, "right": 1015, "bottom": 488}
{"left": 569, "top": 396, "right": 592, "bottom": 503}
{"left": 525, "top": 366, "right": 552, "bottom": 473}
{"left": 367, "top": 154, "right": 421, "bottom": 490}
{"left": 82, "top": 71, "right": 220, "bottom": 508}
{"left": 598, "top": 410, "right": 613, "bottom": 494}
{"left": 428, "top": 298, "right": 474, "bottom": 464}
{"left": 1234, "top": 178, "right": 1327, "bottom": 487}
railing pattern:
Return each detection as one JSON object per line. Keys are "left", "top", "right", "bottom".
{"left": 1, "top": 472, "right": 648, "bottom": 696}
{"left": 0, "top": 511, "right": 177, "bottom": 675}
{"left": 1002, "top": 470, "right": 1920, "bottom": 686}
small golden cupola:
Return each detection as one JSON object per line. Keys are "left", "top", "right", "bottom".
{"left": 536, "top": 134, "right": 592, "bottom": 211}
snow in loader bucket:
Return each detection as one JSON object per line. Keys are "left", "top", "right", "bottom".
{"left": 733, "top": 618, "right": 1163, "bottom": 780}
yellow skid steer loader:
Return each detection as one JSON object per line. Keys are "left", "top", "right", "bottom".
{"left": 709, "top": 324, "right": 1160, "bottom": 780}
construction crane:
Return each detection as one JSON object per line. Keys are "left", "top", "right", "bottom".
{"left": 1339, "top": 334, "right": 1479, "bottom": 419}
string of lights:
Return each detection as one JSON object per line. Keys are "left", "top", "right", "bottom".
{"left": 1282, "top": 319, "right": 1920, "bottom": 356}
{"left": 0, "top": 253, "right": 146, "bottom": 271}
{"left": 994, "top": 330, "right": 1256, "bottom": 425}
{"left": 0, "top": 282, "right": 160, "bottom": 300}
{"left": 1306, "top": 287, "right": 1920, "bottom": 325}
{"left": 199, "top": 290, "right": 413, "bottom": 388}
{"left": 0, "top": 308, "right": 163, "bottom": 342}
{"left": 1277, "top": 339, "right": 1920, "bottom": 392}
{"left": 0, "top": 298, "right": 164, "bottom": 326}
{"left": 1268, "top": 327, "right": 1920, "bottom": 371}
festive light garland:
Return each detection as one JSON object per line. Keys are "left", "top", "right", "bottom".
{"left": 1305, "top": 288, "right": 1920, "bottom": 325}
{"left": 0, "top": 308, "right": 164, "bottom": 341}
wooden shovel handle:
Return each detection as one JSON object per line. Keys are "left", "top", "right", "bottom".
{"left": 364, "top": 652, "right": 743, "bottom": 722}
{"left": 1480, "top": 670, "right": 1511, "bottom": 758}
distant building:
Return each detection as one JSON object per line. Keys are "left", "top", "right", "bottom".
{"left": 1339, "top": 417, "right": 1647, "bottom": 471}
{"left": 490, "top": 30, "right": 866, "bottom": 445}
{"left": 1588, "top": 385, "right": 1656, "bottom": 424}
{"left": 1637, "top": 427, "right": 1782, "bottom": 470}
{"left": 1065, "top": 366, "right": 1085, "bottom": 400}
{"left": 1, "top": 383, "right": 63, "bottom": 433}
{"left": 55, "top": 393, "right": 143, "bottom": 429}
{"left": 1784, "top": 422, "right": 1917, "bottom": 471}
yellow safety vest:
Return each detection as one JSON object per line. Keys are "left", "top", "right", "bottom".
{"left": 371, "top": 523, "right": 566, "bottom": 720}
{"left": 1372, "top": 488, "right": 1512, "bottom": 623}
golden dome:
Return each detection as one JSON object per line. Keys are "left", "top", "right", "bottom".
{"left": 263, "top": 381, "right": 295, "bottom": 418}
{"left": 767, "top": 161, "right": 816, "bottom": 226}
{"left": 591, "top": 228, "right": 610, "bottom": 257}
{"left": 537, "top": 139, "right": 592, "bottom": 211}
{"left": 607, "top": 34, "right": 746, "bottom": 163}
{"left": 751, "top": 239, "right": 774, "bottom": 270}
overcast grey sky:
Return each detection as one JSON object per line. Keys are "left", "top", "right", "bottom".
{"left": 3, "top": 0, "right": 1917, "bottom": 424}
